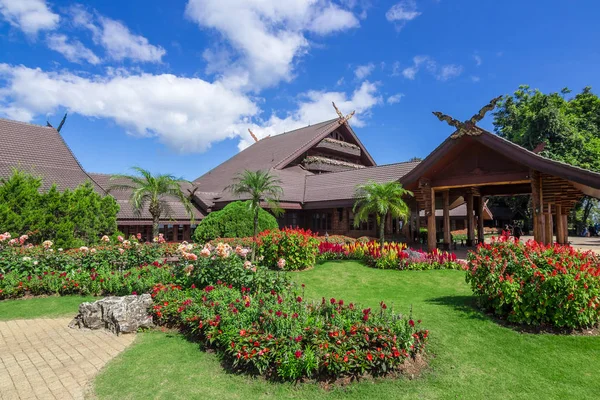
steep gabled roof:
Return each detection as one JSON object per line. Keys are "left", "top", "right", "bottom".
{"left": 0, "top": 118, "right": 104, "bottom": 193}
{"left": 304, "top": 161, "right": 420, "bottom": 203}
{"left": 193, "top": 119, "right": 376, "bottom": 203}
{"left": 400, "top": 128, "right": 600, "bottom": 198}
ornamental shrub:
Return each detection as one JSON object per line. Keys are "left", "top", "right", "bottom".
{"left": 151, "top": 283, "right": 428, "bottom": 381}
{"left": 465, "top": 237, "right": 600, "bottom": 329}
{"left": 0, "top": 170, "right": 119, "bottom": 248}
{"left": 193, "top": 201, "right": 279, "bottom": 243}
{"left": 257, "top": 228, "right": 319, "bottom": 271}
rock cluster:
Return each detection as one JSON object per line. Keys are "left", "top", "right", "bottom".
{"left": 69, "top": 294, "right": 154, "bottom": 334}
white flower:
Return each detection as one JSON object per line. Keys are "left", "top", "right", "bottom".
{"left": 277, "top": 258, "right": 286, "bottom": 269}
{"left": 79, "top": 246, "right": 89, "bottom": 252}
{"left": 101, "top": 235, "right": 110, "bottom": 243}
{"left": 42, "top": 240, "right": 53, "bottom": 249}
{"left": 22, "top": 256, "right": 31, "bottom": 262}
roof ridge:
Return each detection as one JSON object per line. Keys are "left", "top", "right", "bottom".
{"left": 274, "top": 119, "right": 341, "bottom": 169}
{"left": 0, "top": 117, "right": 55, "bottom": 130}
{"left": 266, "top": 118, "right": 338, "bottom": 139}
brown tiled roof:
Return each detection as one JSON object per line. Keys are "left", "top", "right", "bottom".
{"left": 89, "top": 173, "right": 204, "bottom": 221}
{"left": 193, "top": 119, "right": 337, "bottom": 193}
{"left": 304, "top": 161, "right": 421, "bottom": 202}
{"left": 0, "top": 118, "right": 104, "bottom": 193}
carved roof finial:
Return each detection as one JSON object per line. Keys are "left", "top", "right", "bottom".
{"left": 433, "top": 96, "right": 502, "bottom": 139}
{"left": 248, "top": 128, "right": 259, "bottom": 143}
{"left": 332, "top": 102, "right": 355, "bottom": 125}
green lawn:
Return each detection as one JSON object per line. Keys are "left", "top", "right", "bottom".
{"left": 0, "top": 295, "right": 95, "bottom": 320}
{"left": 2, "top": 261, "right": 599, "bottom": 399}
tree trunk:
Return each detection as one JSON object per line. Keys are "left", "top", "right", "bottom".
{"left": 152, "top": 216, "right": 159, "bottom": 242}
{"left": 379, "top": 213, "right": 386, "bottom": 248}
{"left": 252, "top": 206, "right": 259, "bottom": 262}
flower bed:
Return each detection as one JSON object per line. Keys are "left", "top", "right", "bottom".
{"left": 0, "top": 240, "right": 290, "bottom": 299}
{"left": 152, "top": 282, "right": 428, "bottom": 381}
{"left": 318, "top": 240, "right": 463, "bottom": 270}
{"left": 465, "top": 237, "right": 600, "bottom": 329}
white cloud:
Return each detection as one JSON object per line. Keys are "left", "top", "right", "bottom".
{"left": 0, "top": 64, "right": 258, "bottom": 152}
{"left": 402, "top": 55, "right": 435, "bottom": 80}
{"left": 436, "top": 64, "right": 463, "bottom": 81}
{"left": 336, "top": 77, "right": 345, "bottom": 86}
{"left": 46, "top": 34, "right": 101, "bottom": 65}
{"left": 185, "top": 0, "right": 359, "bottom": 90}
{"left": 354, "top": 63, "right": 375, "bottom": 80}
{"left": 0, "top": 64, "right": 382, "bottom": 154}
{"left": 387, "top": 93, "right": 404, "bottom": 104}
{"left": 0, "top": 0, "right": 59, "bottom": 36}
{"left": 470, "top": 75, "right": 480, "bottom": 83}
{"left": 237, "top": 81, "right": 382, "bottom": 150}
{"left": 473, "top": 54, "right": 482, "bottom": 66}
{"left": 70, "top": 5, "right": 165, "bottom": 63}
{"left": 310, "top": 4, "right": 359, "bottom": 35}
{"left": 386, "top": 0, "right": 420, "bottom": 30}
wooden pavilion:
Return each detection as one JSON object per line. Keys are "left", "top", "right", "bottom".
{"left": 400, "top": 99, "right": 600, "bottom": 251}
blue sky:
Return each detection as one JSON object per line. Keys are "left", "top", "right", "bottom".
{"left": 1, "top": 0, "right": 599, "bottom": 180}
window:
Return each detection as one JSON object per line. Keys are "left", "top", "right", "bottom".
{"left": 328, "top": 130, "right": 345, "bottom": 141}
{"left": 311, "top": 212, "right": 332, "bottom": 233}
{"left": 337, "top": 208, "right": 344, "bottom": 222}
{"left": 166, "top": 224, "right": 174, "bottom": 241}
{"left": 177, "top": 225, "right": 184, "bottom": 241}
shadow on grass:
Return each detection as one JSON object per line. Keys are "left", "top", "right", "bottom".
{"left": 426, "top": 295, "right": 489, "bottom": 322}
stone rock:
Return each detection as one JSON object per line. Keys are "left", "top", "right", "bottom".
{"left": 69, "top": 294, "right": 154, "bottom": 334}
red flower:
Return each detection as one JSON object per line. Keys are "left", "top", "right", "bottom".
{"left": 294, "top": 350, "right": 302, "bottom": 359}
{"left": 366, "top": 353, "right": 373, "bottom": 361}
{"left": 408, "top": 319, "right": 415, "bottom": 327}
{"left": 296, "top": 296, "right": 302, "bottom": 302}
{"left": 330, "top": 298, "right": 336, "bottom": 305}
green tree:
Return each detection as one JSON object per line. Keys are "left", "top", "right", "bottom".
{"left": 110, "top": 167, "right": 194, "bottom": 240}
{"left": 193, "top": 200, "right": 279, "bottom": 243}
{"left": 352, "top": 181, "right": 412, "bottom": 247}
{"left": 228, "top": 170, "right": 283, "bottom": 260}
{"left": 493, "top": 86, "right": 600, "bottom": 228}
{"left": 0, "top": 169, "right": 42, "bottom": 235}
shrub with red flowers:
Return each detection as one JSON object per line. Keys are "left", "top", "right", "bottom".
{"left": 151, "top": 283, "right": 428, "bottom": 381}
{"left": 465, "top": 237, "right": 600, "bottom": 329}
{"left": 318, "top": 240, "right": 462, "bottom": 271}
{"left": 257, "top": 228, "right": 319, "bottom": 271}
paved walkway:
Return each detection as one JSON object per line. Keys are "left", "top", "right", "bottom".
{"left": 0, "top": 318, "right": 135, "bottom": 400}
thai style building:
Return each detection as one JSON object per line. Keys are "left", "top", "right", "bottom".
{"left": 2, "top": 100, "right": 600, "bottom": 248}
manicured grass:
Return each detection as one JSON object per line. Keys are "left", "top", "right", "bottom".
{"left": 0, "top": 295, "right": 95, "bottom": 320}
{"left": 91, "top": 261, "right": 600, "bottom": 399}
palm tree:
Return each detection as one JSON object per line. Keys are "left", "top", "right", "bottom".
{"left": 228, "top": 170, "right": 283, "bottom": 260}
{"left": 353, "top": 180, "right": 413, "bottom": 247}
{"left": 109, "top": 167, "right": 195, "bottom": 240}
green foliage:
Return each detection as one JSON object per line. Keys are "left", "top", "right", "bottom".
{"left": 465, "top": 238, "right": 600, "bottom": 329}
{"left": 193, "top": 201, "right": 278, "bottom": 243}
{"left": 257, "top": 228, "right": 319, "bottom": 271}
{"left": 0, "top": 170, "right": 118, "bottom": 248}
{"left": 353, "top": 181, "right": 412, "bottom": 246}
{"left": 0, "top": 242, "right": 289, "bottom": 299}
{"left": 152, "top": 283, "right": 428, "bottom": 381}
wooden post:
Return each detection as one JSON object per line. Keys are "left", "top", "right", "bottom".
{"left": 466, "top": 191, "right": 474, "bottom": 246}
{"left": 477, "top": 196, "right": 485, "bottom": 244}
{"left": 442, "top": 190, "right": 451, "bottom": 250}
{"left": 545, "top": 203, "right": 553, "bottom": 245}
{"left": 428, "top": 188, "right": 437, "bottom": 252}
{"left": 415, "top": 203, "right": 421, "bottom": 244}
{"left": 555, "top": 204, "right": 564, "bottom": 244}
{"left": 562, "top": 214, "right": 569, "bottom": 244}
{"left": 530, "top": 170, "right": 544, "bottom": 243}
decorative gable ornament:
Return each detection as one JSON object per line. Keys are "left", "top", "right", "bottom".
{"left": 432, "top": 95, "right": 503, "bottom": 139}
{"left": 332, "top": 102, "right": 355, "bottom": 125}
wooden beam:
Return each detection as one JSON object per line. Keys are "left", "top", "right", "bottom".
{"left": 415, "top": 202, "right": 421, "bottom": 243}
{"left": 427, "top": 188, "right": 437, "bottom": 251}
{"left": 442, "top": 190, "right": 451, "bottom": 249}
{"left": 562, "top": 214, "right": 569, "bottom": 244}
{"left": 466, "top": 190, "right": 474, "bottom": 246}
{"left": 555, "top": 204, "right": 564, "bottom": 244}
{"left": 545, "top": 202, "right": 553, "bottom": 246}
{"left": 477, "top": 196, "right": 485, "bottom": 244}
{"left": 531, "top": 170, "right": 544, "bottom": 243}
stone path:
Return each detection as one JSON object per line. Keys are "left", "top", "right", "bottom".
{"left": 0, "top": 318, "right": 135, "bottom": 400}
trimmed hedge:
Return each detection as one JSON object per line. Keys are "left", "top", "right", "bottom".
{"left": 193, "top": 201, "right": 278, "bottom": 243}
